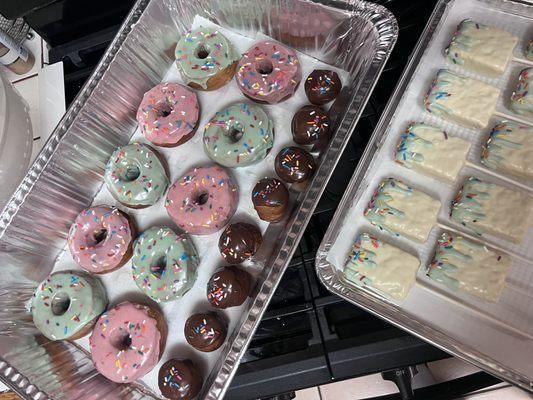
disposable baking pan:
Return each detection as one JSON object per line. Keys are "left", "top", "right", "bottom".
{"left": 316, "top": 0, "right": 533, "bottom": 392}
{"left": 0, "top": 0, "right": 397, "bottom": 398}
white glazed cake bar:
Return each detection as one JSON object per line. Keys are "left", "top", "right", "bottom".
{"left": 344, "top": 232, "right": 420, "bottom": 301}
{"left": 395, "top": 122, "right": 470, "bottom": 183}
{"left": 428, "top": 232, "right": 512, "bottom": 302}
{"left": 364, "top": 178, "right": 441, "bottom": 243}
{"left": 451, "top": 176, "right": 532, "bottom": 243}
{"left": 481, "top": 120, "right": 533, "bottom": 178}
{"left": 510, "top": 68, "right": 533, "bottom": 118}
{"left": 424, "top": 70, "right": 500, "bottom": 129}
{"left": 445, "top": 19, "right": 518, "bottom": 78}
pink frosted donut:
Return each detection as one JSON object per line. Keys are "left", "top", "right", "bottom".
{"left": 236, "top": 40, "right": 301, "bottom": 104}
{"left": 90, "top": 302, "right": 166, "bottom": 383}
{"left": 136, "top": 83, "right": 200, "bottom": 147}
{"left": 165, "top": 165, "right": 238, "bottom": 235}
{"left": 68, "top": 205, "right": 133, "bottom": 274}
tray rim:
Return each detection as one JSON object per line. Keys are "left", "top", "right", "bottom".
{"left": 0, "top": 0, "right": 398, "bottom": 398}
{"left": 315, "top": 0, "right": 533, "bottom": 393}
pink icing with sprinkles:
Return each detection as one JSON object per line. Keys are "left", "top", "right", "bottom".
{"left": 236, "top": 40, "right": 302, "bottom": 104}
{"left": 136, "top": 83, "right": 199, "bottom": 146}
{"left": 89, "top": 302, "right": 162, "bottom": 383}
{"left": 165, "top": 165, "right": 239, "bottom": 235}
{"left": 68, "top": 205, "right": 132, "bottom": 273}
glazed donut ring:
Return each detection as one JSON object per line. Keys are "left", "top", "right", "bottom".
{"left": 132, "top": 226, "right": 199, "bottom": 302}
{"left": 175, "top": 26, "right": 239, "bottom": 91}
{"left": 165, "top": 165, "right": 239, "bottom": 235}
{"left": 104, "top": 143, "right": 169, "bottom": 208}
{"left": 32, "top": 270, "right": 107, "bottom": 340}
{"left": 89, "top": 302, "right": 166, "bottom": 383}
{"left": 68, "top": 205, "right": 134, "bottom": 274}
{"left": 236, "top": 40, "right": 302, "bottom": 104}
{"left": 136, "top": 83, "right": 200, "bottom": 147}
{"left": 203, "top": 102, "right": 274, "bottom": 168}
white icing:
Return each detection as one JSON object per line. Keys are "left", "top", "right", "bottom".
{"left": 345, "top": 233, "right": 419, "bottom": 301}
{"left": 430, "top": 233, "right": 512, "bottom": 302}
{"left": 395, "top": 123, "right": 470, "bottom": 182}
{"left": 365, "top": 179, "right": 441, "bottom": 243}
{"left": 452, "top": 178, "right": 533, "bottom": 243}
{"left": 426, "top": 70, "right": 500, "bottom": 129}
{"left": 482, "top": 120, "right": 533, "bottom": 178}
{"left": 446, "top": 20, "right": 518, "bottom": 78}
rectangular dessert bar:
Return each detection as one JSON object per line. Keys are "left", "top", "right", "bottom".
{"left": 481, "top": 120, "right": 533, "bottom": 178}
{"left": 424, "top": 69, "right": 500, "bottom": 129}
{"left": 510, "top": 68, "right": 533, "bottom": 118}
{"left": 395, "top": 122, "right": 470, "bottom": 183}
{"left": 428, "top": 232, "right": 511, "bottom": 302}
{"left": 451, "top": 176, "right": 532, "bottom": 243}
{"left": 344, "top": 232, "right": 420, "bottom": 301}
{"left": 364, "top": 178, "right": 441, "bottom": 243}
{"left": 446, "top": 19, "right": 518, "bottom": 78}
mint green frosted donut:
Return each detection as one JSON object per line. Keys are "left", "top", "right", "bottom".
{"left": 104, "top": 143, "right": 169, "bottom": 207}
{"left": 175, "top": 26, "right": 239, "bottom": 90}
{"left": 32, "top": 271, "right": 107, "bottom": 340}
{"left": 203, "top": 102, "right": 274, "bottom": 167}
{"left": 132, "top": 226, "right": 199, "bottom": 302}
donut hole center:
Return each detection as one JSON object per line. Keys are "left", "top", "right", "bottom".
{"left": 156, "top": 103, "right": 172, "bottom": 118}
{"left": 256, "top": 59, "right": 274, "bottom": 75}
{"left": 51, "top": 292, "right": 71, "bottom": 316}
{"left": 194, "top": 190, "right": 209, "bottom": 206}
{"left": 195, "top": 44, "right": 211, "bottom": 59}
{"left": 120, "top": 164, "right": 141, "bottom": 182}
{"left": 150, "top": 256, "right": 167, "bottom": 279}
{"left": 93, "top": 228, "right": 108, "bottom": 245}
{"left": 224, "top": 122, "right": 244, "bottom": 143}
{"left": 110, "top": 331, "right": 132, "bottom": 351}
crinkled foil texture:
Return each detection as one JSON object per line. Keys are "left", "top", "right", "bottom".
{"left": 0, "top": 0, "right": 397, "bottom": 398}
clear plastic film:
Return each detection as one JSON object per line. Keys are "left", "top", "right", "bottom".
{"left": 0, "top": 0, "right": 397, "bottom": 399}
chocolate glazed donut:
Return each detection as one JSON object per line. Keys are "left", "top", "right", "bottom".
{"left": 251, "top": 177, "right": 289, "bottom": 222}
{"left": 291, "top": 105, "right": 331, "bottom": 145}
{"left": 218, "top": 222, "right": 263, "bottom": 264}
{"left": 184, "top": 312, "right": 227, "bottom": 352}
{"left": 158, "top": 358, "right": 203, "bottom": 400}
{"left": 207, "top": 266, "right": 253, "bottom": 309}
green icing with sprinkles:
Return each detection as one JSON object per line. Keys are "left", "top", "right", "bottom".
{"left": 32, "top": 271, "right": 107, "bottom": 340}
{"left": 132, "top": 226, "right": 199, "bottom": 302}
{"left": 203, "top": 102, "right": 274, "bottom": 167}
{"left": 510, "top": 68, "right": 533, "bottom": 118}
{"left": 450, "top": 177, "right": 492, "bottom": 235}
{"left": 175, "top": 26, "right": 239, "bottom": 89}
{"left": 104, "top": 143, "right": 169, "bottom": 207}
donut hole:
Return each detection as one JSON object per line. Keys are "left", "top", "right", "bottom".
{"left": 51, "top": 292, "right": 71, "bottom": 316}
{"left": 93, "top": 228, "right": 108, "bottom": 245}
{"left": 150, "top": 256, "right": 167, "bottom": 279}
{"left": 224, "top": 122, "right": 244, "bottom": 143}
{"left": 195, "top": 44, "right": 211, "bottom": 60}
{"left": 156, "top": 103, "right": 172, "bottom": 118}
{"left": 110, "top": 330, "right": 133, "bottom": 351}
{"left": 194, "top": 190, "right": 209, "bottom": 206}
{"left": 119, "top": 164, "right": 141, "bottom": 182}
{"left": 256, "top": 59, "right": 274, "bottom": 75}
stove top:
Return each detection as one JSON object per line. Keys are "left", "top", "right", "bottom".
{"left": 2, "top": 0, "right": 503, "bottom": 398}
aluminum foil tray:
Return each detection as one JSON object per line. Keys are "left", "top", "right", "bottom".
{"left": 0, "top": 0, "right": 397, "bottom": 398}
{"left": 316, "top": 0, "right": 533, "bottom": 393}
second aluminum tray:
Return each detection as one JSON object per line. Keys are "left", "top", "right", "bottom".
{"left": 316, "top": 0, "right": 533, "bottom": 393}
